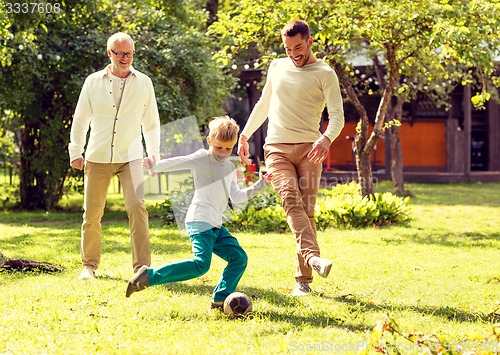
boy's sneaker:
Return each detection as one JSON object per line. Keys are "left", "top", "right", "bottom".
{"left": 292, "top": 282, "right": 312, "bottom": 297}
{"left": 210, "top": 301, "right": 224, "bottom": 310}
{"left": 126, "top": 265, "right": 149, "bottom": 298}
{"left": 309, "top": 256, "right": 332, "bottom": 278}
{"left": 78, "top": 267, "right": 96, "bottom": 280}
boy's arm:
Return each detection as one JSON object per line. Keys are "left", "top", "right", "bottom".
{"left": 228, "top": 172, "right": 271, "bottom": 205}
{"left": 146, "top": 149, "right": 205, "bottom": 174}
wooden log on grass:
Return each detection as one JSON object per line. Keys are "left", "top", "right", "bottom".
{"left": 0, "top": 251, "right": 62, "bottom": 272}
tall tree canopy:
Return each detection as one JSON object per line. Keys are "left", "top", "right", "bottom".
{"left": 210, "top": 0, "right": 499, "bottom": 196}
{"left": 0, "top": 0, "right": 234, "bottom": 209}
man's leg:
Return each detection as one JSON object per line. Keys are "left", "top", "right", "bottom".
{"left": 265, "top": 144, "right": 319, "bottom": 284}
{"left": 117, "top": 159, "right": 151, "bottom": 272}
{"left": 81, "top": 162, "right": 113, "bottom": 272}
{"left": 211, "top": 227, "right": 248, "bottom": 303}
{"left": 296, "top": 145, "right": 325, "bottom": 279}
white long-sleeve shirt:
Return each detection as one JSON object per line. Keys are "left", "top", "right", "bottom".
{"left": 68, "top": 65, "right": 160, "bottom": 163}
{"left": 150, "top": 149, "right": 267, "bottom": 228}
{"left": 241, "top": 58, "right": 345, "bottom": 144}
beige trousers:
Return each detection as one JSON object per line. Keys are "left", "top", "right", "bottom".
{"left": 81, "top": 160, "right": 150, "bottom": 273}
{"left": 264, "top": 143, "right": 323, "bottom": 283}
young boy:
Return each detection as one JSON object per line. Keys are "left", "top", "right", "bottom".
{"left": 126, "top": 116, "right": 271, "bottom": 309}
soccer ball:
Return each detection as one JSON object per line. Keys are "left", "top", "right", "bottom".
{"left": 223, "top": 292, "right": 253, "bottom": 317}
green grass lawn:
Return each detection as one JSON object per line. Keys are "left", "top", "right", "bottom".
{"left": 1, "top": 182, "right": 499, "bottom": 354}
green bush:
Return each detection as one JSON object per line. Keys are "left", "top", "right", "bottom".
{"left": 316, "top": 182, "right": 411, "bottom": 229}
{"left": 151, "top": 180, "right": 411, "bottom": 232}
{"left": 227, "top": 187, "right": 288, "bottom": 233}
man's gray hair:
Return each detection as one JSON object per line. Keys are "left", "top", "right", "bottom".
{"left": 107, "top": 32, "right": 134, "bottom": 51}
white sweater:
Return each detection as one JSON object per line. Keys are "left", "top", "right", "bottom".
{"left": 150, "top": 149, "right": 267, "bottom": 228}
{"left": 241, "top": 58, "right": 345, "bottom": 144}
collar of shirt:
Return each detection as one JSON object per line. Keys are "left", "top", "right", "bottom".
{"left": 96, "top": 64, "right": 138, "bottom": 78}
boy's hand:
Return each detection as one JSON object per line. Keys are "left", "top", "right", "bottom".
{"left": 142, "top": 155, "right": 157, "bottom": 176}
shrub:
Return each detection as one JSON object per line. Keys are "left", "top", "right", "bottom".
{"left": 151, "top": 180, "right": 411, "bottom": 232}
{"left": 317, "top": 182, "right": 411, "bottom": 229}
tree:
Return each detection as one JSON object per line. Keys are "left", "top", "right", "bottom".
{"left": 0, "top": 0, "right": 234, "bottom": 209}
{"left": 210, "top": 0, "right": 499, "bottom": 196}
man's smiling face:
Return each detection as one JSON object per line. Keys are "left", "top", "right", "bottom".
{"left": 108, "top": 39, "right": 134, "bottom": 77}
{"left": 282, "top": 33, "right": 314, "bottom": 68}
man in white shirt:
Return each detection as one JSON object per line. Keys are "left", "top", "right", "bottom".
{"left": 238, "top": 20, "right": 345, "bottom": 296}
{"left": 68, "top": 32, "right": 160, "bottom": 279}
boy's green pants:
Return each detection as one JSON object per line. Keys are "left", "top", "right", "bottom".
{"left": 147, "top": 222, "right": 248, "bottom": 302}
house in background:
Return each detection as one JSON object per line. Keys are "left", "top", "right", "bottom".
{"left": 233, "top": 68, "right": 500, "bottom": 184}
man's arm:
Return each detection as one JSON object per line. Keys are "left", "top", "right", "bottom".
{"left": 238, "top": 60, "right": 275, "bottom": 163}
{"left": 68, "top": 78, "right": 92, "bottom": 169}
{"left": 322, "top": 69, "right": 345, "bottom": 143}
{"left": 142, "top": 77, "right": 161, "bottom": 161}
{"left": 307, "top": 68, "right": 345, "bottom": 164}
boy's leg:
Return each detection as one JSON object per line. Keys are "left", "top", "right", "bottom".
{"left": 148, "top": 228, "right": 215, "bottom": 286}
{"left": 211, "top": 227, "right": 248, "bottom": 303}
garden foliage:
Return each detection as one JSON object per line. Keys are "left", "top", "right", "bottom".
{"left": 151, "top": 180, "right": 411, "bottom": 232}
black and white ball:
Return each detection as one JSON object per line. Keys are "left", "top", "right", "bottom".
{"left": 223, "top": 292, "right": 253, "bottom": 317}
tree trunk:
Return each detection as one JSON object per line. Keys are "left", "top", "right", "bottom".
{"left": 390, "top": 96, "right": 406, "bottom": 195}
{"left": 357, "top": 149, "right": 374, "bottom": 195}
{"left": 331, "top": 61, "right": 373, "bottom": 196}
{"left": 373, "top": 56, "right": 407, "bottom": 194}
{"left": 19, "top": 121, "right": 45, "bottom": 210}
{"left": 206, "top": 0, "right": 219, "bottom": 26}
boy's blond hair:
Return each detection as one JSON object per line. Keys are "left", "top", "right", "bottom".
{"left": 208, "top": 116, "right": 240, "bottom": 143}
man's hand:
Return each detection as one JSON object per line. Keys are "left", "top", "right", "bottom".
{"left": 261, "top": 172, "right": 273, "bottom": 185}
{"left": 70, "top": 157, "right": 85, "bottom": 170}
{"left": 237, "top": 135, "right": 252, "bottom": 165}
{"left": 142, "top": 155, "right": 157, "bottom": 176}
{"left": 307, "top": 135, "right": 331, "bottom": 164}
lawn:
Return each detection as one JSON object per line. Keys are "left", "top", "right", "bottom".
{"left": 0, "top": 182, "right": 499, "bottom": 354}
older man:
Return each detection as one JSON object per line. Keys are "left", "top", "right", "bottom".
{"left": 69, "top": 32, "right": 160, "bottom": 279}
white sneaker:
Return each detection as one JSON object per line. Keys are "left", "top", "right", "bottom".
{"left": 78, "top": 267, "right": 96, "bottom": 280}
{"left": 309, "top": 256, "right": 332, "bottom": 278}
{"left": 292, "top": 282, "right": 312, "bottom": 297}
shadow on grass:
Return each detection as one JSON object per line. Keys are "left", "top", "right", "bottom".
{"left": 1, "top": 222, "right": 190, "bottom": 256}
{"left": 334, "top": 293, "right": 499, "bottom": 324}
{"left": 382, "top": 231, "right": 500, "bottom": 248}
{"left": 149, "top": 282, "right": 370, "bottom": 332}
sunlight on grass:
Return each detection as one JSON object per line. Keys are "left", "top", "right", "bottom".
{"left": 1, "top": 183, "right": 500, "bottom": 354}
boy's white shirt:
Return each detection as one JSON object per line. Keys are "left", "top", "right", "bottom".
{"left": 150, "top": 149, "right": 267, "bottom": 228}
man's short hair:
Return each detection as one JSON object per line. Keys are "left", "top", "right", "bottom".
{"left": 107, "top": 32, "right": 134, "bottom": 51}
{"left": 281, "top": 20, "right": 310, "bottom": 39}
{"left": 208, "top": 116, "right": 239, "bottom": 143}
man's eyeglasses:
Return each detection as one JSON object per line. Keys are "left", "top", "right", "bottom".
{"left": 110, "top": 49, "right": 135, "bottom": 58}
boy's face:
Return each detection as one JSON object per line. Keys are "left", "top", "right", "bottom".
{"left": 207, "top": 136, "right": 236, "bottom": 162}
